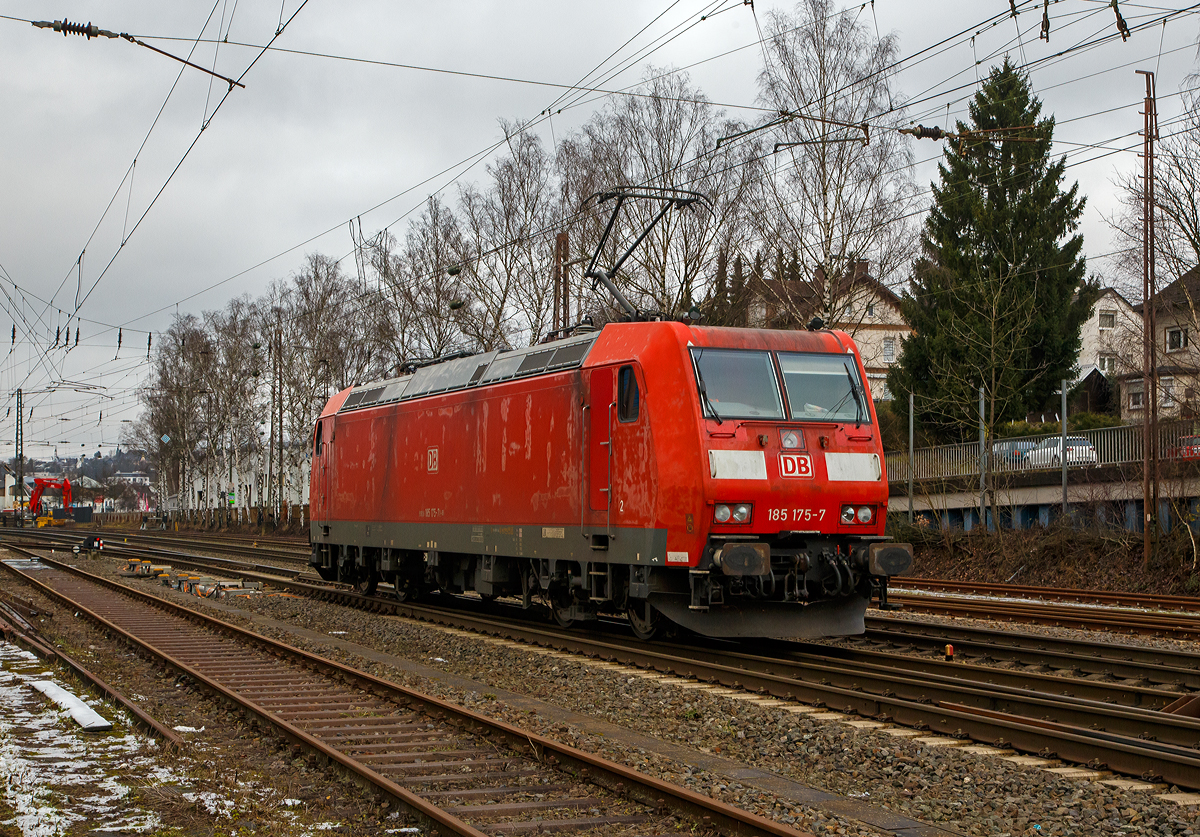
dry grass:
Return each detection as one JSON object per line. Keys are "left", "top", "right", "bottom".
{"left": 892, "top": 517, "right": 1200, "bottom": 594}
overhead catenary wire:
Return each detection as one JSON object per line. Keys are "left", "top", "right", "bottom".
{"left": 2, "top": 3, "right": 1200, "bottom": 453}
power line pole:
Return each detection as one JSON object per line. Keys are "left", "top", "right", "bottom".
{"left": 277, "top": 306, "right": 284, "bottom": 523}
{"left": 15, "top": 388, "right": 23, "bottom": 527}
{"left": 551, "top": 232, "right": 570, "bottom": 333}
{"left": 1138, "top": 69, "right": 1159, "bottom": 566}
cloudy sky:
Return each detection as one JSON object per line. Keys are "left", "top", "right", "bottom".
{"left": 1, "top": 0, "right": 1198, "bottom": 458}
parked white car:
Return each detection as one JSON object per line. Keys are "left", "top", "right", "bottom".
{"left": 1024, "top": 436, "right": 1098, "bottom": 468}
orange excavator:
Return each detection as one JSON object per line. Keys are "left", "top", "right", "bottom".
{"left": 30, "top": 477, "right": 72, "bottom": 526}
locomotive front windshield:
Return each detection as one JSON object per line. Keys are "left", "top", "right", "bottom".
{"left": 778, "top": 352, "right": 870, "bottom": 424}
{"left": 690, "top": 348, "right": 784, "bottom": 419}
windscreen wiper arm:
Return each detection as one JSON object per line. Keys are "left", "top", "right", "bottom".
{"left": 693, "top": 351, "right": 723, "bottom": 425}
{"left": 846, "top": 365, "right": 865, "bottom": 428}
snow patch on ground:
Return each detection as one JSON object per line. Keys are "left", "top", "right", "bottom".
{"left": 0, "top": 641, "right": 168, "bottom": 836}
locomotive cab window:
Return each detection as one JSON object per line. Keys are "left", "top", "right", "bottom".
{"left": 618, "top": 365, "right": 639, "bottom": 422}
{"left": 689, "top": 348, "right": 784, "bottom": 419}
{"left": 314, "top": 422, "right": 324, "bottom": 456}
{"left": 778, "top": 352, "right": 871, "bottom": 424}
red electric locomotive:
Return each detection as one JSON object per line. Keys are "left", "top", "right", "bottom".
{"left": 308, "top": 320, "right": 912, "bottom": 639}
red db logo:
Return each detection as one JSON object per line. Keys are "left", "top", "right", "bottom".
{"left": 779, "top": 453, "right": 813, "bottom": 478}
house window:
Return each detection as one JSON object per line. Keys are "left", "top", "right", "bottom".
{"left": 1162, "top": 377, "right": 1175, "bottom": 407}
{"left": 1098, "top": 353, "right": 1116, "bottom": 373}
{"left": 1129, "top": 383, "right": 1144, "bottom": 410}
{"left": 1098, "top": 310, "right": 1116, "bottom": 330}
{"left": 883, "top": 337, "right": 895, "bottom": 363}
{"left": 867, "top": 374, "right": 891, "bottom": 401}
{"left": 1167, "top": 327, "right": 1189, "bottom": 352}
{"left": 866, "top": 303, "right": 875, "bottom": 318}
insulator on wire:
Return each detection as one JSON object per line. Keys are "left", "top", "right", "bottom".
{"left": 75, "top": 327, "right": 79, "bottom": 347}
{"left": 147, "top": 333, "right": 152, "bottom": 358}
{"left": 54, "top": 327, "right": 60, "bottom": 347}
{"left": 904, "top": 124, "right": 949, "bottom": 141}
{"left": 117, "top": 328, "right": 122, "bottom": 349}
{"left": 31, "top": 19, "right": 119, "bottom": 39}
{"left": 10, "top": 325, "right": 14, "bottom": 346}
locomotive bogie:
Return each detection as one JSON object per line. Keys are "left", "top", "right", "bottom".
{"left": 309, "top": 322, "right": 912, "bottom": 639}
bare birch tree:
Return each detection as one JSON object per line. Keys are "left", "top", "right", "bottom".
{"left": 751, "top": 0, "right": 918, "bottom": 333}
{"left": 557, "top": 69, "right": 756, "bottom": 318}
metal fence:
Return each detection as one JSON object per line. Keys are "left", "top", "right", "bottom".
{"left": 883, "top": 419, "right": 1197, "bottom": 484}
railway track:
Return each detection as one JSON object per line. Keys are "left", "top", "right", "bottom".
{"left": 883, "top": 589, "right": 1200, "bottom": 640}
{"left": 0, "top": 547, "right": 806, "bottom": 837}
{"left": 38, "top": 528, "right": 1200, "bottom": 639}
{"left": 892, "top": 577, "right": 1200, "bottom": 612}
{"left": 18, "top": 536, "right": 1200, "bottom": 792}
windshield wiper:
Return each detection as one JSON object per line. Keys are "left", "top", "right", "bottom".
{"left": 693, "top": 351, "right": 723, "bottom": 425}
{"left": 845, "top": 364, "right": 865, "bottom": 428}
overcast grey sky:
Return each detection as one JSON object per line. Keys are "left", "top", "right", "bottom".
{"left": 1, "top": 0, "right": 1198, "bottom": 458}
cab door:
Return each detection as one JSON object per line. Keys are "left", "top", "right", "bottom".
{"left": 586, "top": 368, "right": 613, "bottom": 514}
{"left": 610, "top": 364, "right": 652, "bottom": 528}
{"left": 314, "top": 419, "right": 331, "bottom": 527}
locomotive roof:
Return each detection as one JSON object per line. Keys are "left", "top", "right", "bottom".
{"left": 333, "top": 322, "right": 857, "bottom": 416}
{"left": 337, "top": 330, "right": 601, "bottom": 414}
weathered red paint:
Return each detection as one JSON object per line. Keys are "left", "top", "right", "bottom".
{"left": 310, "top": 322, "right": 887, "bottom": 567}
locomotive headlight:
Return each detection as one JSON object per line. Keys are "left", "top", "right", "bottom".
{"left": 856, "top": 505, "right": 874, "bottom": 524}
{"left": 780, "top": 429, "right": 801, "bottom": 449}
{"left": 840, "top": 505, "right": 856, "bottom": 524}
{"left": 714, "top": 504, "right": 732, "bottom": 523}
{"left": 732, "top": 503, "right": 752, "bottom": 523}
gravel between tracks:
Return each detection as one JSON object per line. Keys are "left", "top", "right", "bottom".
{"left": 75, "top": 553, "right": 1200, "bottom": 837}
{"left": 10, "top": 550, "right": 1200, "bottom": 836}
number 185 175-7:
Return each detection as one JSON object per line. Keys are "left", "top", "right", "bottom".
{"left": 766, "top": 507, "right": 826, "bottom": 523}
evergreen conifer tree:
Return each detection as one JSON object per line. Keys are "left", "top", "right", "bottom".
{"left": 888, "top": 58, "right": 1098, "bottom": 440}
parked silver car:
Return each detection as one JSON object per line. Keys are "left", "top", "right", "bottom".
{"left": 991, "top": 439, "right": 1037, "bottom": 469}
{"left": 1024, "top": 436, "right": 1098, "bottom": 468}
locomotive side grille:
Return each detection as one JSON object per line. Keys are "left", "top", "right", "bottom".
{"left": 480, "top": 353, "right": 524, "bottom": 383}
{"left": 356, "top": 386, "right": 385, "bottom": 406}
{"left": 516, "top": 348, "right": 556, "bottom": 375}
{"left": 548, "top": 339, "right": 593, "bottom": 368}
{"left": 337, "top": 333, "right": 600, "bottom": 413}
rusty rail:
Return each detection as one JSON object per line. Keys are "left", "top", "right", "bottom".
{"left": 2, "top": 551, "right": 815, "bottom": 837}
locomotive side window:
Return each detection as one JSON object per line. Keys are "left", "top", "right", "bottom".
{"left": 689, "top": 348, "right": 784, "bottom": 419}
{"left": 618, "top": 365, "right": 639, "bottom": 422}
{"left": 314, "top": 422, "right": 323, "bottom": 456}
{"left": 777, "top": 353, "right": 871, "bottom": 424}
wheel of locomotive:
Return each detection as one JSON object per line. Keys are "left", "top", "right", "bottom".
{"left": 355, "top": 568, "right": 379, "bottom": 597}
{"left": 392, "top": 571, "right": 418, "bottom": 602}
{"left": 551, "top": 602, "right": 575, "bottom": 629}
{"left": 627, "top": 600, "right": 661, "bottom": 641}
{"left": 547, "top": 580, "right": 575, "bottom": 629}
{"left": 521, "top": 564, "right": 541, "bottom": 609}
{"left": 314, "top": 565, "right": 339, "bottom": 583}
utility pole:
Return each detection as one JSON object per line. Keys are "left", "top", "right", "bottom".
{"left": 1061, "top": 381, "right": 1068, "bottom": 515}
{"left": 551, "top": 233, "right": 570, "bottom": 333}
{"left": 907, "top": 391, "right": 914, "bottom": 525}
{"left": 978, "top": 385, "right": 985, "bottom": 530}
{"left": 1138, "top": 69, "right": 1159, "bottom": 565}
{"left": 277, "top": 306, "right": 284, "bottom": 523}
{"left": 15, "top": 388, "right": 23, "bottom": 526}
